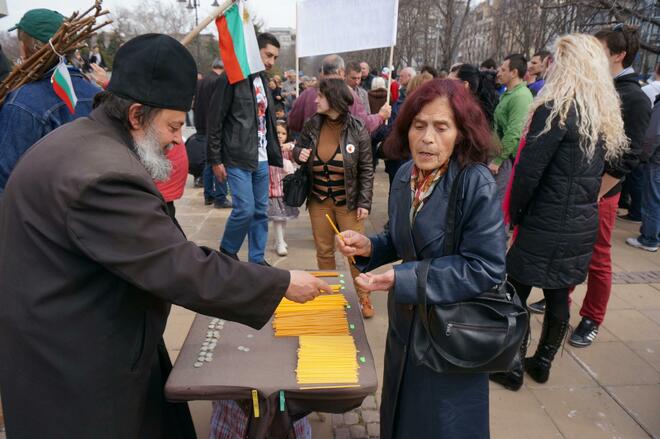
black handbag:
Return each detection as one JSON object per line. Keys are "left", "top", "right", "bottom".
{"left": 411, "top": 168, "right": 528, "bottom": 373}
{"left": 282, "top": 161, "right": 310, "bottom": 207}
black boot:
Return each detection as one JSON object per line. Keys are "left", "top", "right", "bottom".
{"left": 524, "top": 313, "right": 569, "bottom": 383}
{"left": 489, "top": 325, "right": 530, "bottom": 391}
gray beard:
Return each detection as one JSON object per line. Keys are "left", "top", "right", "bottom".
{"left": 133, "top": 127, "right": 172, "bottom": 182}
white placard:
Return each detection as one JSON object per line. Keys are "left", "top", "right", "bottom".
{"left": 296, "top": 0, "right": 398, "bottom": 58}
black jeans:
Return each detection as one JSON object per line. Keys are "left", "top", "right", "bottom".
{"left": 508, "top": 277, "right": 570, "bottom": 321}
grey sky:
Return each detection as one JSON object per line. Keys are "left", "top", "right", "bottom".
{"left": 0, "top": 0, "right": 296, "bottom": 32}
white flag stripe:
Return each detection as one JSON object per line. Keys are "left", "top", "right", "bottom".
{"left": 296, "top": 0, "right": 398, "bottom": 58}
{"left": 241, "top": 1, "right": 265, "bottom": 74}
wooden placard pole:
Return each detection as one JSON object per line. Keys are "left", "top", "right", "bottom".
{"left": 385, "top": 45, "right": 394, "bottom": 104}
{"left": 295, "top": 0, "right": 300, "bottom": 98}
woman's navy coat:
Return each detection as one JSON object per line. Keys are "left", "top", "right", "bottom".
{"left": 356, "top": 159, "right": 506, "bottom": 439}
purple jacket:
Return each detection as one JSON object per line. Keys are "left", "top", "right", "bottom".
{"left": 288, "top": 86, "right": 383, "bottom": 134}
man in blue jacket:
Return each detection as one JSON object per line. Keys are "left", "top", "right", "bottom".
{"left": 0, "top": 9, "right": 100, "bottom": 197}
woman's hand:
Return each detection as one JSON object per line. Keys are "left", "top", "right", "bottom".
{"left": 355, "top": 270, "right": 395, "bottom": 292}
{"left": 356, "top": 208, "right": 369, "bottom": 221}
{"left": 336, "top": 230, "right": 372, "bottom": 258}
{"left": 298, "top": 148, "right": 311, "bottom": 163}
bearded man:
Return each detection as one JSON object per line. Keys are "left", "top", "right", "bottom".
{"left": 0, "top": 34, "right": 329, "bottom": 439}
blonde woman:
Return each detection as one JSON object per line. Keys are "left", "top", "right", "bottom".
{"left": 492, "top": 33, "right": 628, "bottom": 390}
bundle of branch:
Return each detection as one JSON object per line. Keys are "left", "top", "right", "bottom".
{"left": 0, "top": 0, "right": 112, "bottom": 105}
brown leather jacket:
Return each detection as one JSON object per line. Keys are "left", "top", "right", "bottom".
{"left": 293, "top": 113, "right": 374, "bottom": 212}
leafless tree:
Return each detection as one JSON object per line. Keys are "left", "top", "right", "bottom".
{"left": 433, "top": 0, "right": 473, "bottom": 68}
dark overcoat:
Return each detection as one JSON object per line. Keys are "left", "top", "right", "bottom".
{"left": 506, "top": 104, "right": 605, "bottom": 288}
{"left": 356, "top": 159, "right": 506, "bottom": 439}
{"left": 0, "top": 108, "right": 290, "bottom": 438}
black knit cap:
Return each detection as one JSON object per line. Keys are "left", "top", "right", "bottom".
{"left": 108, "top": 33, "right": 197, "bottom": 112}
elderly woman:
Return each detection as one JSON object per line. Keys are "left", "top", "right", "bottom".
{"left": 336, "top": 79, "right": 506, "bottom": 439}
{"left": 293, "top": 78, "right": 375, "bottom": 317}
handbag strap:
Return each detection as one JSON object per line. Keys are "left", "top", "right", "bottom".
{"left": 417, "top": 166, "right": 466, "bottom": 329}
{"left": 443, "top": 166, "right": 467, "bottom": 257}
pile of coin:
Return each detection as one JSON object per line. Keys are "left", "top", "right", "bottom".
{"left": 193, "top": 318, "right": 225, "bottom": 368}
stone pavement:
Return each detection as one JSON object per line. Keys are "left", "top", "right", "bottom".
{"left": 1, "top": 162, "right": 658, "bottom": 439}
{"left": 161, "top": 163, "right": 660, "bottom": 439}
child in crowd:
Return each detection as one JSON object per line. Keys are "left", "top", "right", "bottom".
{"left": 268, "top": 120, "right": 299, "bottom": 256}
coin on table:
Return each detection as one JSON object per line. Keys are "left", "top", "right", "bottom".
{"left": 194, "top": 362, "right": 204, "bottom": 368}
{"left": 246, "top": 334, "right": 254, "bottom": 338}
{"left": 243, "top": 347, "right": 250, "bottom": 352}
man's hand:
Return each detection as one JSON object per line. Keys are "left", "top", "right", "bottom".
{"left": 488, "top": 163, "right": 500, "bottom": 175}
{"left": 355, "top": 270, "right": 395, "bottom": 292}
{"left": 598, "top": 174, "right": 620, "bottom": 200}
{"left": 213, "top": 164, "right": 227, "bottom": 182}
{"left": 356, "top": 208, "right": 369, "bottom": 221}
{"left": 298, "top": 148, "right": 311, "bottom": 163}
{"left": 285, "top": 270, "right": 332, "bottom": 303}
{"left": 336, "top": 230, "right": 372, "bottom": 258}
{"left": 88, "top": 63, "right": 108, "bottom": 88}
{"left": 378, "top": 103, "right": 392, "bottom": 121}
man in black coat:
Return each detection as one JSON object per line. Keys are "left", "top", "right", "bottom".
{"left": 530, "top": 25, "right": 652, "bottom": 347}
{"left": 192, "top": 58, "right": 231, "bottom": 208}
{"left": 207, "top": 33, "right": 283, "bottom": 263}
{"left": 0, "top": 33, "right": 329, "bottom": 439}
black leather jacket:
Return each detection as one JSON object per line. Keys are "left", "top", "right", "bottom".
{"left": 206, "top": 72, "right": 283, "bottom": 171}
{"left": 293, "top": 114, "right": 374, "bottom": 212}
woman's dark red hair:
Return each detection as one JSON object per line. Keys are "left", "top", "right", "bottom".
{"left": 383, "top": 79, "right": 498, "bottom": 166}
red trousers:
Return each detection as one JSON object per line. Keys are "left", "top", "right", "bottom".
{"left": 570, "top": 194, "right": 620, "bottom": 325}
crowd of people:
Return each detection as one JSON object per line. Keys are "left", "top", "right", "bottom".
{"left": 0, "top": 6, "right": 658, "bottom": 439}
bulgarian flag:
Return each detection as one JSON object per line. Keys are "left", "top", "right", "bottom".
{"left": 215, "top": 1, "right": 265, "bottom": 84}
{"left": 51, "top": 63, "right": 78, "bottom": 114}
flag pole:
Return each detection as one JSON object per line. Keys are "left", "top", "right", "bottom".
{"left": 386, "top": 44, "right": 394, "bottom": 104}
{"left": 295, "top": 0, "right": 300, "bottom": 98}
{"left": 180, "top": 0, "right": 235, "bottom": 47}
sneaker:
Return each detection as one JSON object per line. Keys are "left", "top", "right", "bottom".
{"left": 276, "top": 241, "right": 288, "bottom": 256}
{"left": 257, "top": 260, "right": 272, "bottom": 267}
{"left": 220, "top": 247, "right": 239, "bottom": 261}
{"left": 618, "top": 213, "right": 642, "bottom": 224}
{"left": 569, "top": 317, "right": 599, "bottom": 348}
{"left": 528, "top": 298, "right": 546, "bottom": 314}
{"left": 194, "top": 176, "right": 204, "bottom": 188}
{"left": 626, "top": 237, "right": 658, "bottom": 252}
{"left": 359, "top": 295, "right": 375, "bottom": 319}
{"left": 213, "top": 199, "right": 233, "bottom": 209}
{"left": 204, "top": 198, "right": 214, "bottom": 206}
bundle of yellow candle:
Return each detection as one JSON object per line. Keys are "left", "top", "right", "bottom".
{"left": 296, "top": 335, "right": 359, "bottom": 384}
{"left": 273, "top": 294, "right": 349, "bottom": 336}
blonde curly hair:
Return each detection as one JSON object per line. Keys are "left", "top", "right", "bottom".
{"left": 530, "top": 33, "right": 628, "bottom": 162}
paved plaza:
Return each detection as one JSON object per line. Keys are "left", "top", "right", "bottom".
{"left": 1, "top": 162, "right": 658, "bottom": 439}
{"left": 166, "top": 162, "right": 659, "bottom": 439}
